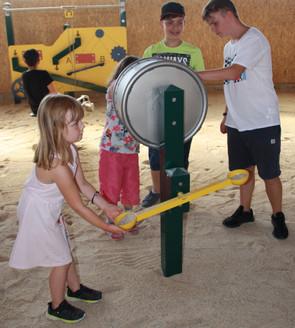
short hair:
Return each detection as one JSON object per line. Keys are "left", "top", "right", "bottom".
{"left": 34, "top": 94, "right": 84, "bottom": 169}
{"left": 23, "top": 48, "right": 40, "bottom": 67}
{"left": 202, "top": 0, "right": 239, "bottom": 21}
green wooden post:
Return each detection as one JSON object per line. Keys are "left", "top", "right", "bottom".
{"left": 160, "top": 85, "right": 190, "bottom": 277}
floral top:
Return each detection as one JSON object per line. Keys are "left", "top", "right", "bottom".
{"left": 100, "top": 81, "right": 139, "bottom": 154}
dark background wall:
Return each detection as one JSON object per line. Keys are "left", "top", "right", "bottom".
{"left": 0, "top": 0, "right": 294, "bottom": 94}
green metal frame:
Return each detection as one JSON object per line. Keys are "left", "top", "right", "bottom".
{"left": 120, "top": 0, "right": 126, "bottom": 26}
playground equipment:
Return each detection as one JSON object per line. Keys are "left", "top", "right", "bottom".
{"left": 77, "top": 94, "right": 94, "bottom": 112}
{"left": 113, "top": 58, "right": 209, "bottom": 277}
{"left": 114, "top": 169, "right": 249, "bottom": 230}
{"left": 113, "top": 58, "right": 249, "bottom": 277}
{"left": 3, "top": 1, "right": 127, "bottom": 102}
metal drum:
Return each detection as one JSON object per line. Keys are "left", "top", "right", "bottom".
{"left": 113, "top": 58, "right": 207, "bottom": 149}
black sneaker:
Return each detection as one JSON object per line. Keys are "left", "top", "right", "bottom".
{"left": 223, "top": 205, "right": 255, "bottom": 228}
{"left": 141, "top": 190, "right": 160, "bottom": 208}
{"left": 271, "top": 212, "right": 289, "bottom": 239}
{"left": 66, "top": 284, "right": 102, "bottom": 303}
{"left": 46, "top": 299, "right": 85, "bottom": 323}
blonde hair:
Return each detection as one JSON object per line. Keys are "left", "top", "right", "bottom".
{"left": 106, "top": 55, "right": 139, "bottom": 87}
{"left": 34, "top": 94, "right": 84, "bottom": 170}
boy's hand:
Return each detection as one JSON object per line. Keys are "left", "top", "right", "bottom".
{"left": 104, "top": 205, "right": 123, "bottom": 221}
{"left": 220, "top": 117, "right": 227, "bottom": 134}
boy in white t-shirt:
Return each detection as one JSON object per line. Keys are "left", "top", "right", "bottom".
{"left": 197, "top": 0, "right": 288, "bottom": 239}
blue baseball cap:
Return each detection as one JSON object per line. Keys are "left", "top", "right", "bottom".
{"left": 160, "top": 2, "right": 185, "bottom": 20}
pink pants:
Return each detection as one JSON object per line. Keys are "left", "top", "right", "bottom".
{"left": 99, "top": 149, "right": 140, "bottom": 206}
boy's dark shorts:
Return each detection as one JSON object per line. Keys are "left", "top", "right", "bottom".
{"left": 149, "top": 139, "right": 192, "bottom": 171}
{"left": 227, "top": 125, "right": 281, "bottom": 180}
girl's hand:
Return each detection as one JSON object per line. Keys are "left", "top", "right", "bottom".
{"left": 108, "top": 223, "right": 126, "bottom": 234}
{"left": 103, "top": 205, "right": 123, "bottom": 221}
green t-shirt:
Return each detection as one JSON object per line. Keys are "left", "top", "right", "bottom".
{"left": 143, "top": 40, "right": 205, "bottom": 71}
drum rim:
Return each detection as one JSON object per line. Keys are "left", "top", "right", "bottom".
{"left": 113, "top": 58, "right": 208, "bottom": 149}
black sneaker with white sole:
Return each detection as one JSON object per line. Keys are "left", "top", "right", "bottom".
{"left": 46, "top": 299, "right": 85, "bottom": 323}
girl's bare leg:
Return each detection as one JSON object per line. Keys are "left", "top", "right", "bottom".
{"left": 49, "top": 262, "right": 71, "bottom": 309}
{"left": 66, "top": 258, "right": 81, "bottom": 293}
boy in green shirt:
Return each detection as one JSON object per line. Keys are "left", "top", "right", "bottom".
{"left": 141, "top": 2, "right": 205, "bottom": 207}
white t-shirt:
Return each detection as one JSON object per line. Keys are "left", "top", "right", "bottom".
{"left": 223, "top": 27, "right": 280, "bottom": 131}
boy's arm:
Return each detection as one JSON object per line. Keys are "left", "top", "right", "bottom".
{"left": 47, "top": 82, "right": 58, "bottom": 94}
{"left": 220, "top": 106, "right": 228, "bottom": 134}
{"left": 197, "top": 64, "right": 245, "bottom": 81}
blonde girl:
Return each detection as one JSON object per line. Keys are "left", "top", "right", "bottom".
{"left": 9, "top": 94, "right": 125, "bottom": 323}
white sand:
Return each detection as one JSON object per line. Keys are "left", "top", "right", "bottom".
{"left": 0, "top": 89, "right": 295, "bottom": 327}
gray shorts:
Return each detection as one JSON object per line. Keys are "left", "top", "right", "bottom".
{"left": 227, "top": 125, "right": 281, "bottom": 180}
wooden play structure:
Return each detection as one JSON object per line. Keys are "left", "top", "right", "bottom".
{"left": 3, "top": 1, "right": 127, "bottom": 101}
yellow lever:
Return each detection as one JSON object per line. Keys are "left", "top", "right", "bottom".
{"left": 114, "top": 169, "right": 249, "bottom": 230}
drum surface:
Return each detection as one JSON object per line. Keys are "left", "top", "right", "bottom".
{"left": 113, "top": 58, "right": 207, "bottom": 149}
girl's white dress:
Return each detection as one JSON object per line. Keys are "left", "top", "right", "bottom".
{"left": 9, "top": 145, "right": 77, "bottom": 269}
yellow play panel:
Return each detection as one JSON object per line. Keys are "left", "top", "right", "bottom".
{"left": 8, "top": 26, "right": 127, "bottom": 98}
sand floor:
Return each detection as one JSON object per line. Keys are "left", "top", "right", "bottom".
{"left": 0, "top": 89, "right": 295, "bottom": 328}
